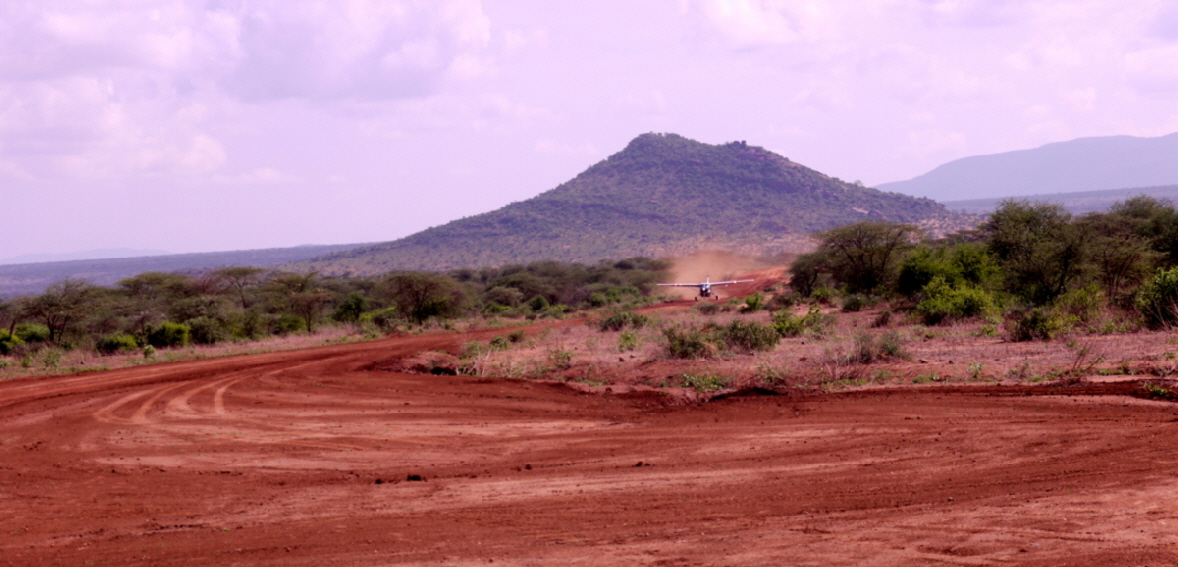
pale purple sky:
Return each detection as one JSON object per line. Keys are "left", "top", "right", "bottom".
{"left": 2, "top": 0, "right": 1176, "bottom": 258}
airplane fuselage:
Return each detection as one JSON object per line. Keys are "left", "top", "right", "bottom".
{"left": 657, "top": 276, "right": 753, "bottom": 301}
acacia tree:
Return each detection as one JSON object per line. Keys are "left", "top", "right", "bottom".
{"left": 380, "top": 272, "right": 467, "bottom": 324}
{"left": 787, "top": 252, "right": 830, "bottom": 297}
{"left": 116, "top": 272, "right": 195, "bottom": 334}
{"left": 1110, "top": 196, "right": 1178, "bottom": 266}
{"left": 812, "top": 221, "right": 920, "bottom": 295}
{"left": 214, "top": 266, "right": 265, "bottom": 310}
{"left": 1077, "top": 211, "right": 1160, "bottom": 300}
{"left": 20, "top": 279, "right": 101, "bottom": 344}
{"left": 0, "top": 299, "right": 12, "bottom": 332}
{"left": 981, "top": 200, "right": 1089, "bottom": 304}
{"left": 266, "top": 272, "right": 332, "bottom": 333}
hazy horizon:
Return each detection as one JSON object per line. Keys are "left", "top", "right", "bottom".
{"left": 3, "top": 1, "right": 1175, "bottom": 259}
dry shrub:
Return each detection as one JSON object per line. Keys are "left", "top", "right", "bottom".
{"left": 662, "top": 326, "right": 718, "bottom": 360}
{"left": 716, "top": 320, "right": 780, "bottom": 353}
{"left": 846, "top": 331, "right": 909, "bottom": 363}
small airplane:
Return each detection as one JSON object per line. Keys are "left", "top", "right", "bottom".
{"left": 657, "top": 275, "right": 754, "bottom": 301}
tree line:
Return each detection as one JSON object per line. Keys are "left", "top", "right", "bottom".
{"left": 0, "top": 258, "right": 669, "bottom": 358}
{"left": 790, "top": 196, "right": 1178, "bottom": 336}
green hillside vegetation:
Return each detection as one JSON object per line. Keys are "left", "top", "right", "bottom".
{"left": 293, "top": 133, "right": 962, "bottom": 275}
{"left": 791, "top": 195, "right": 1178, "bottom": 335}
{"left": 4, "top": 196, "right": 1177, "bottom": 375}
{"left": 0, "top": 258, "right": 669, "bottom": 361}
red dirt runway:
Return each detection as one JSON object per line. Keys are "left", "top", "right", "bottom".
{"left": 2, "top": 328, "right": 1177, "bottom": 566}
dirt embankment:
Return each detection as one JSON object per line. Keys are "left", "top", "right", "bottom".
{"left": 2, "top": 314, "right": 1178, "bottom": 566}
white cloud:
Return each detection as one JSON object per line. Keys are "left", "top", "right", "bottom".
{"left": 612, "top": 91, "right": 668, "bottom": 114}
{"left": 694, "top": 0, "right": 812, "bottom": 47}
{"left": 1125, "top": 43, "right": 1178, "bottom": 97}
{"left": 0, "top": 0, "right": 494, "bottom": 181}
{"left": 902, "top": 129, "right": 967, "bottom": 159}
{"left": 223, "top": 0, "right": 491, "bottom": 101}
{"left": 502, "top": 28, "right": 548, "bottom": 54}
{"left": 215, "top": 166, "right": 293, "bottom": 184}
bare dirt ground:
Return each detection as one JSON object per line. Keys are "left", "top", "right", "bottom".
{"left": 4, "top": 312, "right": 1178, "bottom": 566}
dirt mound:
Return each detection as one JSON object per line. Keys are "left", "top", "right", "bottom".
{"left": 2, "top": 325, "right": 1177, "bottom": 566}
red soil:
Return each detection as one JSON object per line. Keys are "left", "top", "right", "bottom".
{"left": 3, "top": 325, "right": 1178, "bottom": 566}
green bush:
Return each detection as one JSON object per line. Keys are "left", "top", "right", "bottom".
{"left": 546, "top": 348, "right": 574, "bottom": 370}
{"left": 811, "top": 287, "right": 836, "bottom": 305}
{"left": 915, "top": 276, "right": 997, "bottom": 325}
{"left": 597, "top": 311, "right": 650, "bottom": 332}
{"left": 146, "top": 321, "right": 190, "bottom": 348}
{"left": 359, "top": 307, "right": 400, "bottom": 333}
{"left": 740, "top": 292, "right": 765, "bottom": 312}
{"left": 535, "top": 305, "right": 569, "bottom": 320}
{"left": 662, "top": 326, "right": 717, "bottom": 359}
{"left": 587, "top": 285, "right": 642, "bottom": 308}
{"left": 772, "top": 308, "right": 832, "bottom": 338}
{"left": 1054, "top": 284, "right": 1104, "bottom": 324}
{"left": 331, "top": 292, "right": 368, "bottom": 323}
{"left": 1137, "top": 267, "right": 1178, "bottom": 329}
{"left": 96, "top": 334, "right": 139, "bottom": 355}
{"left": 1005, "top": 307, "right": 1062, "bottom": 342}
{"left": 461, "top": 341, "right": 488, "bottom": 359}
{"left": 618, "top": 329, "right": 639, "bottom": 352}
{"left": 841, "top": 294, "right": 867, "bottom": 312}
{"left": 527, "top": 295, "right": 550, "bottom": 312}
{"left": 717, "top": 320, "right": 780, "bottom": 353}
{"left": 15, "top": 323, "right": 50, "bottom": 344}
{"left": 0, "top": 330, "right": 24, "bottom": 355}
{"left": 268, "top": 314, "right": 305, "bottom": 336}
{"left": 186, "top": 316, "right": 230, "bottom": 345}
{"left": 42, "top": 348, "right": 63, "bottom": 367}
{"left": 679, "top": 373, "right": 730, "bottom": 392}
{"left": 898, "top": 243, "right": 1000, "bottom": 296}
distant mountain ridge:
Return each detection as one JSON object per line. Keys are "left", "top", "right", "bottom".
{"left": 0, "top": 243, "right": 370, "bottom": 297}
{"left": 0, "top": 248, "right": 171, "bottom": 266}
{"left": 877, "top": 133, "right": 1178, "bottom": 201}
{"left": 293, "top": 133, "right": 966, "bottom": 275}
{"left": 943, "top": 184, "right": 1178, "bottom": 215}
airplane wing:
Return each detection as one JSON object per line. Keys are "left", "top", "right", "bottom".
{"left": 708, "top": 279, "right": 755, "bottom": 286}
{"left": 656, "top": 283, "right": 705, "bottom": 287}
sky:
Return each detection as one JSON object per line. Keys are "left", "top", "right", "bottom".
{"left": 2, "top": 0, "right": 1176, "bottom": 259}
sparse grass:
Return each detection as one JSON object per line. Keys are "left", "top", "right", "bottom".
{"left": 662, "top": 326, "right": 718, "bottom": 360}
{"left": 755, "top": 360, "right": 792, "bottom": 387}
{"left": 618, "top": 330, "right": 640, "bottom": 352}
{"left": 276, "top": 301, "right": 1178, "bottom": 396}
{"left": 595, "top": 311, "right": 651, "bottom": 332}
{"left": 845, "top": 331, "right": 909, "bottom": 364}
{"left": 678, "top": 373, "right": 730, "bottom": 392}
{"left": 0, "top": 325, "right": 364, "bottom": 381}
